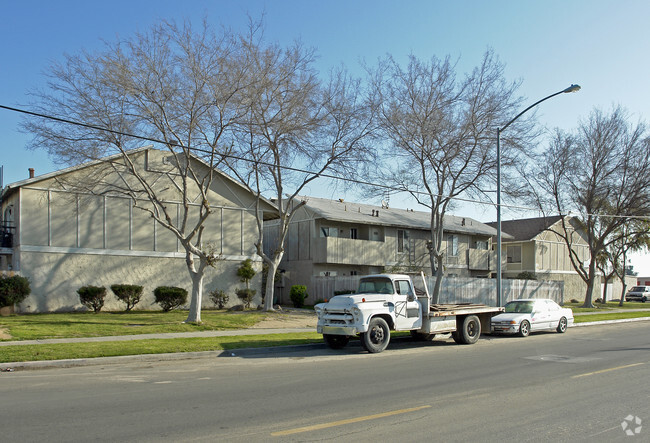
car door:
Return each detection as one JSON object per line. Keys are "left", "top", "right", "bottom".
{"left": 530, "top": 301, "right": 550, "bottom": 331}
{"left": 393, "top": 279, "right": 422, "bottom": 330}
{"left": 543, "top": 300, "right": 562, "bottom": 330}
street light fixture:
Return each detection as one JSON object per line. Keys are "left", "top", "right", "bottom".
{"left": 496, "top": 84, "right": 580, "bottom": 307}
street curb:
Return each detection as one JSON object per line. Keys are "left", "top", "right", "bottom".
{"left": 0, "top": 343, "right": 326, "bottom": 371}
{"left": 572, "top": 316, "right": 650, "bottom": 327}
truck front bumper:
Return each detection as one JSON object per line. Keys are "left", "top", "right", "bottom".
{"left": 318, "top": 325, "right": 360, "bottom": 336}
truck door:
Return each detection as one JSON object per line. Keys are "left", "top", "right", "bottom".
{"left": 394, "top": 279, "right": 422, "bottom": 330}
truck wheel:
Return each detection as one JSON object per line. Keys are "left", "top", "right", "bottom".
{"left": 362, "top": 317, "right": 390, "bottom": 353}
{"left": 518, "top": 320, "right": 531, "bottom": 337}
{"left": 556, "top": 317, "right": 568, "bottom": 333}
{"left": 323, "top": 334, "right": 350, "bottom": 349}
{"left": 457, "top": 315, "right": 481, "bottom": 344}
{"left": 451, "top": 331, "right": 461, "bottom": 344}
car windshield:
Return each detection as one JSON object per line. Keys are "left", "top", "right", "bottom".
{"left": 629, "top": 287, "right": 646, "bottom": 292}
{"left": 357, "top": 278, "right": 394, "bottom": 294}
{"left": 504, "top": 301, "right": 535, "bottom": 314}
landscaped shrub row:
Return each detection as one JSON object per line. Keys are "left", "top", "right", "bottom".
{"left": 77, "top": 284, "right": 185, "bottom": 313}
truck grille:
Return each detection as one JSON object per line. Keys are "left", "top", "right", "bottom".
{"left": 320, "top": 311, "right": 354, "bottom": 326}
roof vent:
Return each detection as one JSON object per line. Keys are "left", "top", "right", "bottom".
{"left": 29, "top": 168, "right": 35, "bottom": 178}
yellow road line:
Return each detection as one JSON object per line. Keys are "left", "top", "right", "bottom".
{"left": 572, "top": 362, "right": 644, "bottom": 379}
{"left": 271, "top": 405, "right": 432, "bottom": 437}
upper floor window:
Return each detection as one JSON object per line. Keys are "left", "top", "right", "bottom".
{"left": 475, "top": 240, "right": 488, "bottom": 250}
{"left": 350, "top": 228, "right": 358, "bottom": 239}
{"left": 320, "top": 227, "right": 339, "bottom": 238}
{"left": 397, "top": 229, "right": 409, "bottom": 253}
{"left": 448, "top": 234, "right": 459, "bottom": 256}
{"left": 507, "top": 245, "right": 522, "bottom": 263}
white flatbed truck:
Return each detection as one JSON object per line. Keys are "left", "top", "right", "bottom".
{"left": 314, "top": 273, "right": 504, "bottom": 353}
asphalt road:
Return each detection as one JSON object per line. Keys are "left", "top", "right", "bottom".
{"left": 1, "top": 322, "right": 648, "bottom": 442}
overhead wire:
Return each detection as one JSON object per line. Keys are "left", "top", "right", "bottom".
{"left": 1, "top": 103, "right": 649, "bottom": 221}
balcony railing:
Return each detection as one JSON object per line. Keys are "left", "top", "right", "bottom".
{"left": 313, "top": 237, "right": 392, "bottom": 266}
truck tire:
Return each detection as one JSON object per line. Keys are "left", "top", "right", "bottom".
{"left": 456, "top": 315, "right": 481, "bottom": 345}
{"left": 362, "top": 317, "right": 390, "bottom": 353}
{"left": 323, "top": 334, "right": 350, "bottom": 349}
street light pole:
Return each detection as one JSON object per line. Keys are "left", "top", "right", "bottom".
{"left": 496, "top": 84, "right": 581, "bottom": 307}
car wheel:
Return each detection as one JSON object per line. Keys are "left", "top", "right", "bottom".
{"left": 323, "top": 334, "right": 350, "bottom": 349}
{"left": 556, "top": 317, "right": 568, "bottom": 333}
{"left": 456, "top": 315, "right": 481, "bottom": 344}
{"left": 643, "top": 296, "right": 647, "bottom": 303}
{"left": 362, "top": 317, "right": 390, "bottom": 353}
{"left": 518, "top": 320, "right": 530, "bottom": 337}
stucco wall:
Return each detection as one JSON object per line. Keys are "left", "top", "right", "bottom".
{"left": 15, "top": 249, "right": 263, "bottom": 313}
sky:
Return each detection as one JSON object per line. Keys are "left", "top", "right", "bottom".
{"left": 1, "top": 0, "right": 649, "bottom": 272}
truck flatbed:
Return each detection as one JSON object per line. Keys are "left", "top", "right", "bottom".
{"left": 428, "top": 303, "right": 503, "bottom": 317}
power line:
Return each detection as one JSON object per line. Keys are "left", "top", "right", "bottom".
{"left": 1, "top": 103, "right": 649, "bottom": 221}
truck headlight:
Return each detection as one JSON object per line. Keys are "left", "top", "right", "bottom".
{"left": 352, "top": 306, "right": 361, "bottom": 318}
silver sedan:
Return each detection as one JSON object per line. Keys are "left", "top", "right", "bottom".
{"left": 490, "top": 299, "right": 574, "bottom": 337}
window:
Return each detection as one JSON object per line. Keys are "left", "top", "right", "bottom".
{"left": 475, "top": 240, "right": 488, "bottom": 250}
{"left": 448, "top": 235, "right": 459, "bottom": 256}
{"left": 350, "top": 228, "right": 358, "bottom": 239}
{"left": 507, "top": 245, "right": 522, "bottom": 263}
{"left": 350, "top": 270, "right": 358, "bottom": 276}
{"left": 320, "top": 271, "right": 338, "bottom": 277}
{"left": 395, "top": 280, "right": 414, "bottom": 296}
{"left": 320, "top": 227, "right": 339, "bottom": 238}
{"left": 397, "top": 230, "right": 409, "bottom": 253}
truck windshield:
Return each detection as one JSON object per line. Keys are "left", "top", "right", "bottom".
{"left": 504, "top": 301, "right": 534, "bottom": 314}
{"left": 357, "top": 278, "right": 394, "bottom": 294}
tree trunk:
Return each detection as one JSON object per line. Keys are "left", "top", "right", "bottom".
{"left": 185, "top": 255, "right": 206, "bottom": 323}
{"left": 431, "top": 254, "right": 444, "bottom": 304}
{"left": 581, "top": 260, "right": 597, "bottom": 308}
{"left": 263, "top": 255, "right": 282, "bottom": 311}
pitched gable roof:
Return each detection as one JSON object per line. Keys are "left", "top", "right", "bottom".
{"left": 487, "top": 215, "right": 563, "bottom": 241}
{"left": 300, "top": 196, "right": 508, "bottom": 238}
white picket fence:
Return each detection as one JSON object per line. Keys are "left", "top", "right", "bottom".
{"left": 307, "top": 275, "right": 564, "bottom": 306}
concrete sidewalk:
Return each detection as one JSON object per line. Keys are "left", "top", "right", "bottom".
{"left": 0, "top": 327, "right": 315, "bottom": 347}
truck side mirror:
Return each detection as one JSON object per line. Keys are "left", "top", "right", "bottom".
{"left": 408, "top": 293, "right": 416, "bottom": 302}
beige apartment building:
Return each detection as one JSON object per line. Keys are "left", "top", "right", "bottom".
{"left": 263, "top": 197, "right": 505, "bottom": 301}
{"left": 0, "top": 147, "right": 273, "bottom": 313}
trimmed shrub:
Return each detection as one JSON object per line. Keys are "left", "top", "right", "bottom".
{"left": 110, "top": 284, "right": 144, "bottom": 311}
{"left": 153, "top": 286, "right": 187, "bottom": 312}
{"left": 77, "top": 285, "right": 106, "bottom": 313}
{"left": 290, "top": 285, "right": 308, "bottom": 308}
{"left": 236, "top": 288, "right": 256, "bottom": 309}
{"left": 516, "top": 271, "right": 538, "bottom": 280}
{"left": 0, "top": 274, "right": 31, "bottom": 307}
{"left": 209, "top": 289, "right": 229, "bottom": 309}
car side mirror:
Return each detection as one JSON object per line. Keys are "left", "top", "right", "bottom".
{"left": 407, "top": 294, "right": 416, "bottom": 302}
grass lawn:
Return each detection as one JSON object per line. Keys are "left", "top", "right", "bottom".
{"left": 0, "top": 310, "right": 269, "bottom": 341}
{"left": 0, "top": 332, "right": 323, "bottom": 363}
{"left": 564, "top": 301, "right": 650, "bottom": 313}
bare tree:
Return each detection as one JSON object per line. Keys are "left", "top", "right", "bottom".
{"left": 525, "top": 107, "right": 650, "bottom": 307}
{"left": 226, "top": 31, "right": 375, "bottom": 311}
{"left": 21, "top": 20, "right": 250, "bottom": 322}
{"left": 369, "top": 50, "right": 530, "bottom": 303}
